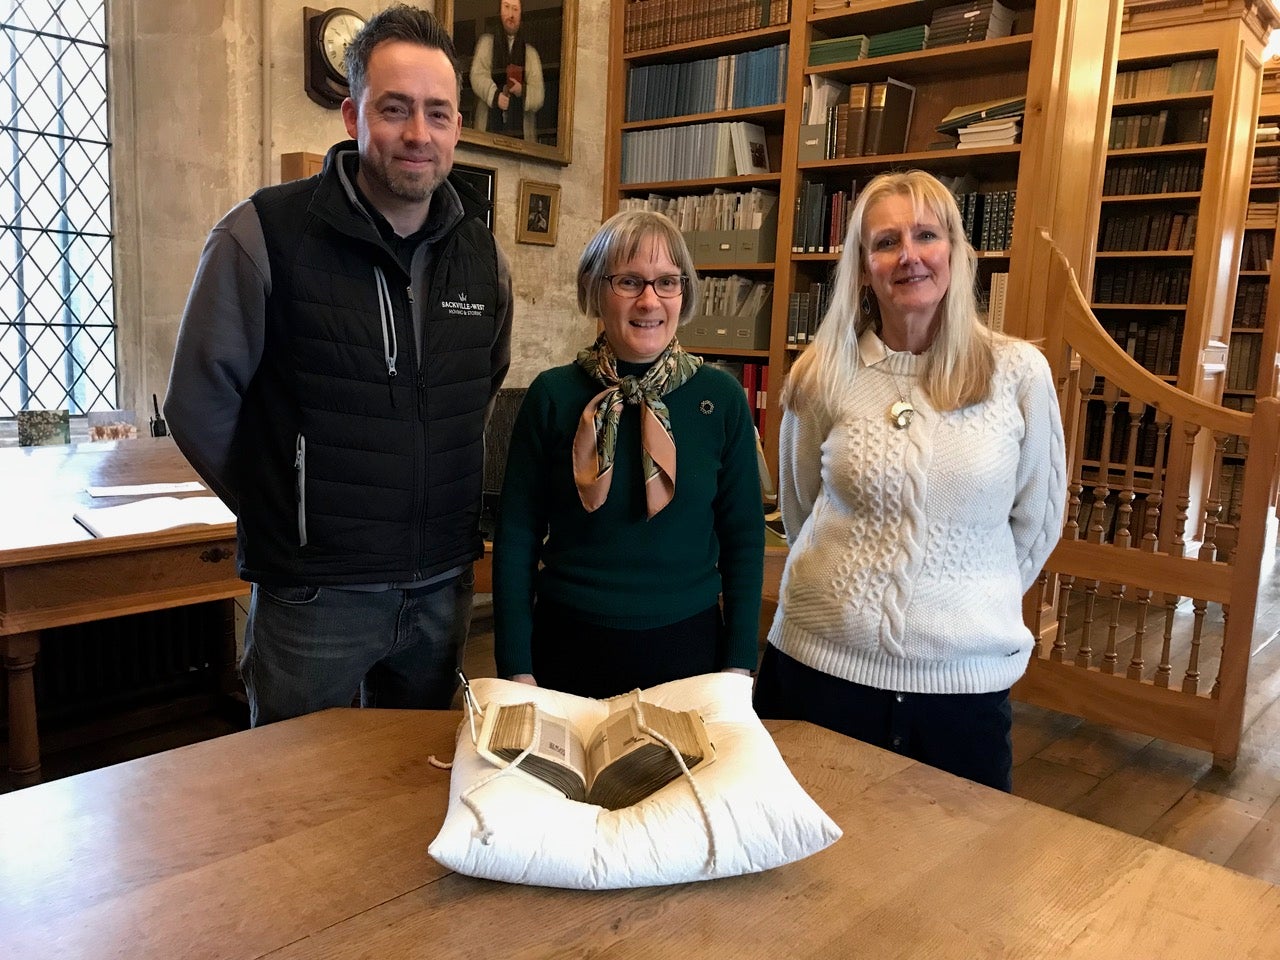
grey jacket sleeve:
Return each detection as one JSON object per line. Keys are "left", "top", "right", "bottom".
{"left": 489, "top": 241, "right": 514, "bottom": 406}
{"left": 163, "top": 200, "right": 270, "bottom": 512}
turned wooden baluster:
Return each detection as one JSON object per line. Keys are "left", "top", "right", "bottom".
{"left": 1029, "top": 569, "right": 1050, "bottom": 657}
{"left": 1052, "top": 573, "right": 1075, "bottom": 663}
{"left": 1183, "top": 596, "right": 1206, "bottom": 694}
{"left": 1102, "top": 402, "right": 1144, "bottom": 674}
{"left": 1155, "top": 418, "right": 1192, "bottom": 688}
{"left": 1198, "top": 432, "right": 1228, "bottom": 564}
{"left": 1064, "top": 370, "right": 1093, "bottom": 541}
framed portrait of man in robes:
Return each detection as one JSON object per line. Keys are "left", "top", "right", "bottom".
{"left": 444, "top": 0, "right": 577, "bottom": 165}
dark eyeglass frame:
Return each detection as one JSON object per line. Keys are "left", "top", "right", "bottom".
{"left": 603, "top": 273, "right": 688, "bottom": 299}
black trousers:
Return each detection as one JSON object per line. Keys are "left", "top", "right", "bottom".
{"left": 531, "top": 598, "right": 726, "bottom": 699}
{"left": 753, "top": 644, "right": 1014, "bottom": 792}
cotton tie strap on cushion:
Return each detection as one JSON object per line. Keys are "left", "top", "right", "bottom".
{"left": 427, "top": 673, "right": 842, "bottom": 889}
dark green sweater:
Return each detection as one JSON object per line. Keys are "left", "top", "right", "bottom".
{"left": 492, "top": 360, "right": 765, "bottom": 677}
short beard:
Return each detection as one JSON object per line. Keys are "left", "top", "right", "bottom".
{"left": 363, "top": 154, "right": 447, "bottom": 205}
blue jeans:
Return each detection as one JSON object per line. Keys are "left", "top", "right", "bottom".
{"left": 241, "top": 567, "right": 474, "bottom": 726}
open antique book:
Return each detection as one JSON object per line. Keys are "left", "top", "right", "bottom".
{"left": 476, "top": 691, "right": 715, "bottom": 811}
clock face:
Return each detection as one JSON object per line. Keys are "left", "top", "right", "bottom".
{"left": 322, "top": 12, "right": 365, "bottom": 80}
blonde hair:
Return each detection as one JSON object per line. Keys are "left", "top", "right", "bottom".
{"left": 784, "top": 169, "right": 996, "bottom": 417}
{"left": 577, "top": 210, "right": 701, "bottom": 324}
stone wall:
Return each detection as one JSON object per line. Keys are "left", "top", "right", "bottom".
{"left": 110, "top": 0, "right": 605, "bottom": 422}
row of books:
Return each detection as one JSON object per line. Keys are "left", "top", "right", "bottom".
{"left": 618, "top": 189, "right": 778, "bottom": 233}
{"left": 693, "top": 276, "right": 773, "bottom": 323}
{"left": 705, "top": 360, "right": 769, "bottom": 436}
{"left": 1097, "top": 210, "right": 1197, "bottom": 252}
{"left": 786, "top": 279, "right": 833, "bottom": 348}
{"left": 1240, "top": 229, "right": 1273, "bottom": 272}
{"left": 867, "top": 24, "right": 929, "bottom": 58}
{"left": 1115, "top": 56, "right": 1217, "bottom": 100}
{"left": 1102, "top": 156, "right": 1204, "bottom": 196}
{"left": 1246, "top": 199, "right": 1278, "bottom": 224}
{"left": 791, "top": 180, "right": 852, "bottom": 255}
{"left": 1093, "top": 264, "right": 1191, "bottom": 305}
{"left": 925, "top": 0, "right": 1015, "bottom": 49}
{"left": 1221, "top": 395, "right": 1256, "bottom": 456}
{"left": 802, "top": 77, "right": 915, "bottom": 159}
{"left": 954, "top": 116, "right": 1021, "bottom": 149}
{"left": 1216, "top": 461, "right": 1246, "bottom": 526}
{"left": 620, "top": 121, "right": 768, "bottom": 184}
{"left": 1226, "top": 331, "right": 1263, "bottom": 392}
{"left": 959, "top": 189, "right": 1016, "bottom": 252}
{"left": 624, "top": 45, "right": 787, "bottom": 121}
{"left": 1107, "top": 107, "right": 1210, "bottom": 150}
{"left": 1097, "top": 316, "right": 1182, "bottom": 378}
{"left": 1251, "top": 155, "right": 1279, "bottom": 186}
{"left": 985, "top": 272, "right": 1009, "bottom": 332}
{"left": 622, "top": 0, "right": 790, "bottom": 53}
{"left": 1082, "top": 399, "right": 1165, "bottom": 468}
{"left": 1232, "top": 277, "right": 1269, "bottom": 329}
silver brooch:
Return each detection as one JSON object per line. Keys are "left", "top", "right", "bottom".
{"left": 699, "top": 399, "right": 714, "bottom": 415}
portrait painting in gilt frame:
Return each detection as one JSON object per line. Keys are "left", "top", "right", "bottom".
{"left": 442, "top": 0, "right": 577, "bottom": 165}
{"left": 516, "top": 179, "right": 559, "bottom": 246}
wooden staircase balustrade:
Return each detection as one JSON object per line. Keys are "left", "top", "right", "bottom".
{"left": 1015, "top": 230, "right": 1280, "bottom": 770}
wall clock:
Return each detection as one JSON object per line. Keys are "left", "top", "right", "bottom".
{"left": 303, "top": 6, "right": 366, "bottom": 109}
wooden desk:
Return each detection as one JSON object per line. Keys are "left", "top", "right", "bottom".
{"left": 0, "top": 438, "right": 246, "bottom": 786}
{"left": 2, "top": 708, "right": 1277, "bottom": 959}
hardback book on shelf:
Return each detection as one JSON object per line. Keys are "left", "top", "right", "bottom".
{"left": 731, "top": 121, "right": 771, "bottom": 175}
{"left": 864, "top": 78, "right": 915, "bottom": 155}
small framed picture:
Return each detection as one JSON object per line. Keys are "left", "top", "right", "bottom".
{"left": 452, "top": 160, "right": 497, "bottom": 233}
{"left": 516, "top": 179, "right": 559, "bottom": 246}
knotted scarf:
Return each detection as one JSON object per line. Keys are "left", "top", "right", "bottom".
{"left": 572, "top": 334, "right": 703, "bottom": 518}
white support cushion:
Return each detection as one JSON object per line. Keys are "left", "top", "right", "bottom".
{"left": 428, "top": 673, "right": 842, "bottom": 889}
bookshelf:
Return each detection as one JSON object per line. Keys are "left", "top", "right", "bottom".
{"left": 605, "top": 0, "right": 1119, "bottom": 477}
{"left": 1079, "top": 1, "right": 1275, "bottom": 552}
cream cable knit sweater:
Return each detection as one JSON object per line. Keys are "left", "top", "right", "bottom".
{"left": 768, "top": 330, "right": 1066, "bottom": 695}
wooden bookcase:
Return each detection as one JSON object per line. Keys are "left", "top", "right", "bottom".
{"left": 1079, "top": 1, "right": 1275, "bottom": 551}
{"left": 604, "top": 0, "right": 1117, "bottom": 478}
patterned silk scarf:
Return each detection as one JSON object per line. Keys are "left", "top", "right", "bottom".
{"left": 572, "top": 333, "right": 703, "bottom": 518}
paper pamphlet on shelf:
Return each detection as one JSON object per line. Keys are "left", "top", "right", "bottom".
{"left": 86, "top": 481, "right": 207, "bottom": 498}
{"left": 475, "top": 690, "right": 716, "bottom": 811}
{"left": 73, "top": 496, "right": 235, "bottom": 538}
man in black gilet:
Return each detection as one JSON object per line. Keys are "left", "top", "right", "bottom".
{"left": 165, "top": 5, "right": 513, "bottom": 726}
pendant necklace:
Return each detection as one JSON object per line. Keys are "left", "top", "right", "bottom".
{"left": 887, "top": 371, "right": 915, "bottom": 430}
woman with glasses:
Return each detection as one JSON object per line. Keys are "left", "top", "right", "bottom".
{"left": 491, "top": 210, "right": 764, "bottom": 697}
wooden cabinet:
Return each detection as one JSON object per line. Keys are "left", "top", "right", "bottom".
{"left": 605, "top": 0, "right": 1117, "bottom": 477}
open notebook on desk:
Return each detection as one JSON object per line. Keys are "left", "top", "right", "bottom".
{"left": 73, "top": 496, "right": 236, "bottom": 538}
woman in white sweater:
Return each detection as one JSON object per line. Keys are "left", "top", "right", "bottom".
{"left": 754, "top": 170, "right": 1066, "bottom": 791}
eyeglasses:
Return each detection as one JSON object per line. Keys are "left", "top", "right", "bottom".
{"left": 604, "top": 274, "right": 687, "bottom": 299}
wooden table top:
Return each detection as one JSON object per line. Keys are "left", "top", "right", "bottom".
{"left": 0, "top": 437, "right": 232, "bottom": 560}
{"left": 2, "top": 709, "right": 1278, "bottom": 960}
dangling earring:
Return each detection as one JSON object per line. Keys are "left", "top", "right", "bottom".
{"left": 860, "top": 287, "right": 873, "bottom": 318}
